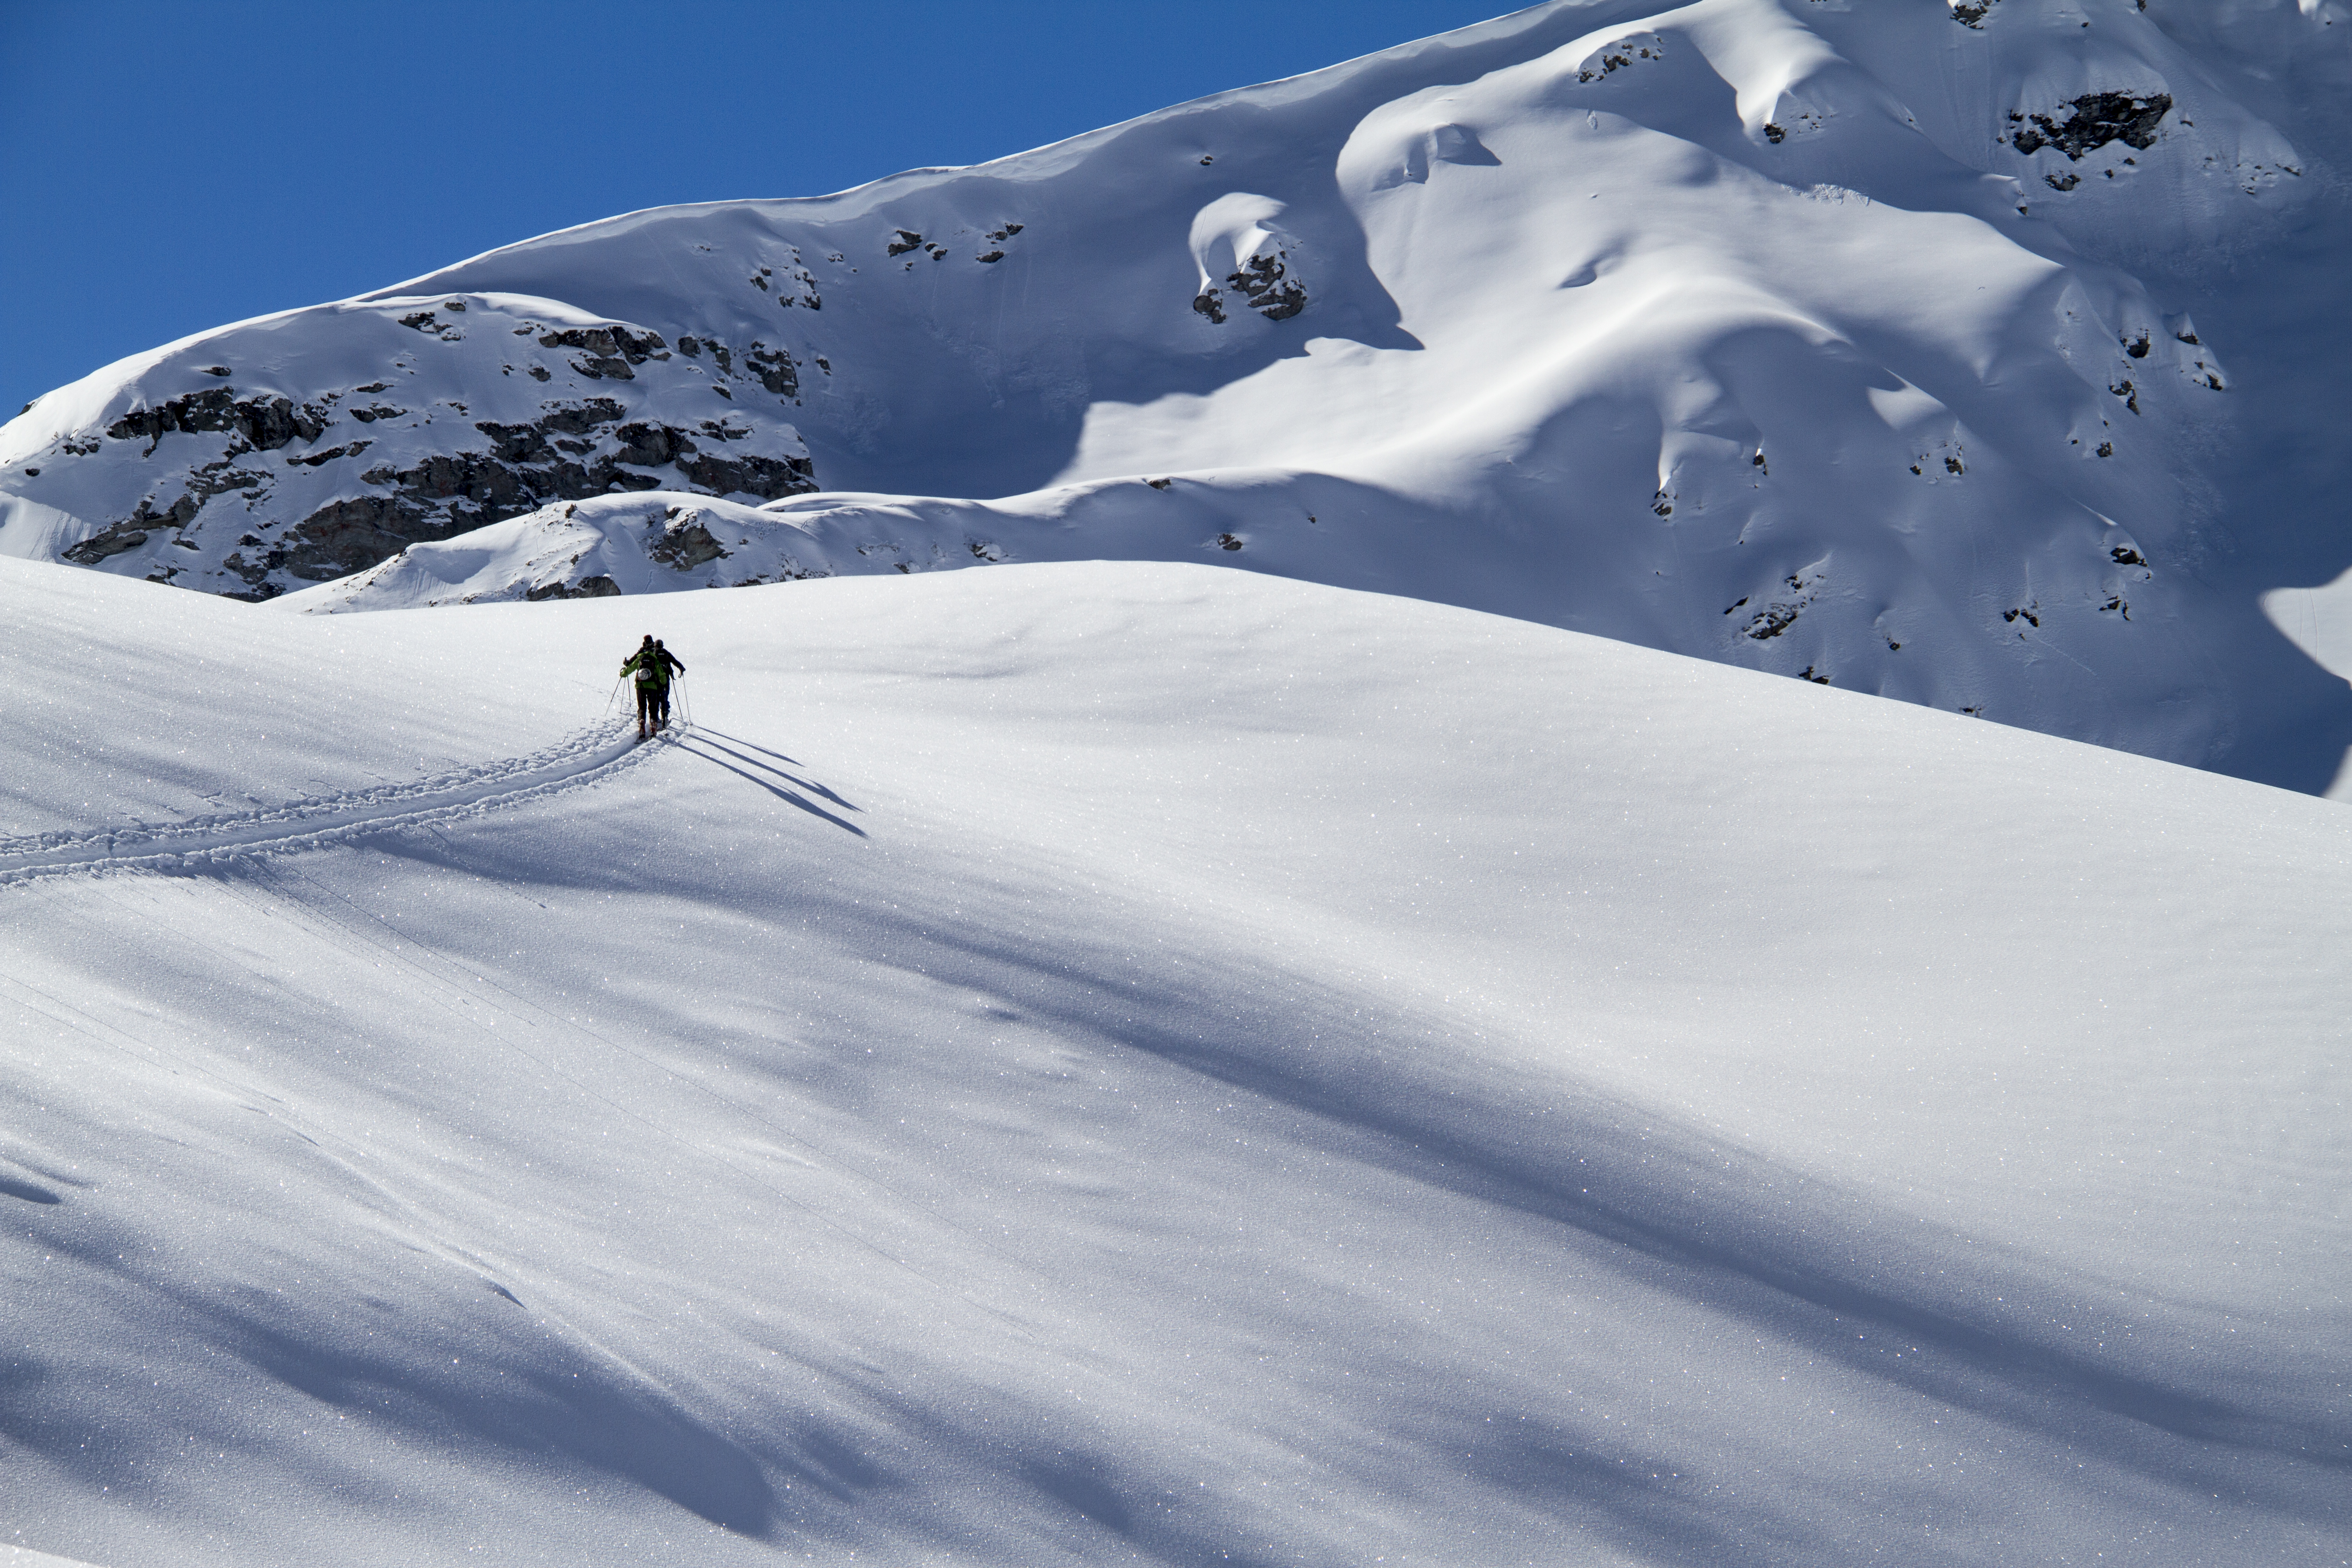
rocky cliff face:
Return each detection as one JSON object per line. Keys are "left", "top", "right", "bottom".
{"left": 6, "top": 294, "right": 815, "bottom": 600}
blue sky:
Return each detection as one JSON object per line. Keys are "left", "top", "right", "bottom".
{"left": 0, "top": 0, "right": 1517, "bottom": 418}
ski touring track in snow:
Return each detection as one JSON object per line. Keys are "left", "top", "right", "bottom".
{"left": 0, "top": 718, "right": 665, "bottom": 886}
{"left": 0, "top": 781, "right": 1054, "bottom": 1396}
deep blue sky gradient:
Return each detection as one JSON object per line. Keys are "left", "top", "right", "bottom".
{"left": 0, "top": 0, "right": 1516, "bottom": 418}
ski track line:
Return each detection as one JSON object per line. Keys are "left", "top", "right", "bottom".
{"left": 0, "top": 720, "right": 662, "bottom": 886}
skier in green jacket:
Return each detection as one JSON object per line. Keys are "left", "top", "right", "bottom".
{"left": 620, "top": 634, "right": 685, "bottom": 739}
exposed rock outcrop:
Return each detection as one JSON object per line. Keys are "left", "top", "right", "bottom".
{"left": 9, "top": 295, "right": 821, "bottom": 601}
{"left": 1225, "top": 251, "right": 1307, "bottom": 321}
{"left": 1189, "top": 196, "right": 1309, "bottom": 325}
{"left": 526, "top": 573, "right": 619, "bottom": 600}
{"left": 277, "top": 495, "right": 438, "bottom": 584}
{"left": 648, "top": 510, "right": 729, "bottom": 569}
{"left": 1194, "top": 249, "right": 1308, "bottom": 322}
{"left": 106, "top": 389, "right": 329, "bottom": 455}
{"left": 535, "top": 323, "right": 670, "bottom": 381}
{"left": 2008, "top": 93, "right": 2172, "bottom": 160}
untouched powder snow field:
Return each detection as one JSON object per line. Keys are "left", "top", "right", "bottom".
{"left": 3, "top": 555, "right": 2348, "bottom": 1565}
{"left": 5, "top": 0, "right": 2352, "bottom": 793}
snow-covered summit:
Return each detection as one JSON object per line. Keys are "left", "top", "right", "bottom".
{"left": 5, "top": 0, "right": 2350, "bottom": 787}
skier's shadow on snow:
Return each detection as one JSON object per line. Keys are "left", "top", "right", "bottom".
{"left": 673, "top": 729, "right": 866, "bottom": 838}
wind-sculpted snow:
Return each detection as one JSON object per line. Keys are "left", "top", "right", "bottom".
{"left": 3, "top": 0, "right": 2350, "bottom": 797}
{"left": 2, "top": 559, "right": 2347, "bottom": 1566}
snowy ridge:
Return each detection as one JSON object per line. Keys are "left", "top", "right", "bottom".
{"left": 0, "top": 720, "right": 655, "bottom": 885}
{"left": 280, "top": 491, "right": 889, "bottom": 610}
{"left": 4, "top": 0, "right": 2349, "bottom": 789}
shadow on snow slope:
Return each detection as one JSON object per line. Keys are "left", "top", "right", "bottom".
{"left": 6, "top": 817, "right": 2315, "bottom": 1565}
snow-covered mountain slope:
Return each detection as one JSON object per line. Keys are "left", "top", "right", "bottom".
{"left": 5, "top": 0, "right": 2351, "bottom": 793}
{"left": 3, "top": 557, "right": 2347, "bottom": 1566}
{"left": 0, "top": 293, "right": 815, "bottom": 597}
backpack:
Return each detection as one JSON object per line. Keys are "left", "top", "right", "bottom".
{"left": 632, "top": 651, "right": 659, "bottom": 684}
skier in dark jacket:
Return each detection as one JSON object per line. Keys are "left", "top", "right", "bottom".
{"left": 651, "top": 639, "right": 684, "bottom": 730}
{"left": 620, "top": 634, "right": 685, "bottom": 739}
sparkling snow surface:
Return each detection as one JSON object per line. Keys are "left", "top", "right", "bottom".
{"left": 3, "top": 557, "right": 2346, "bottom": 1566}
